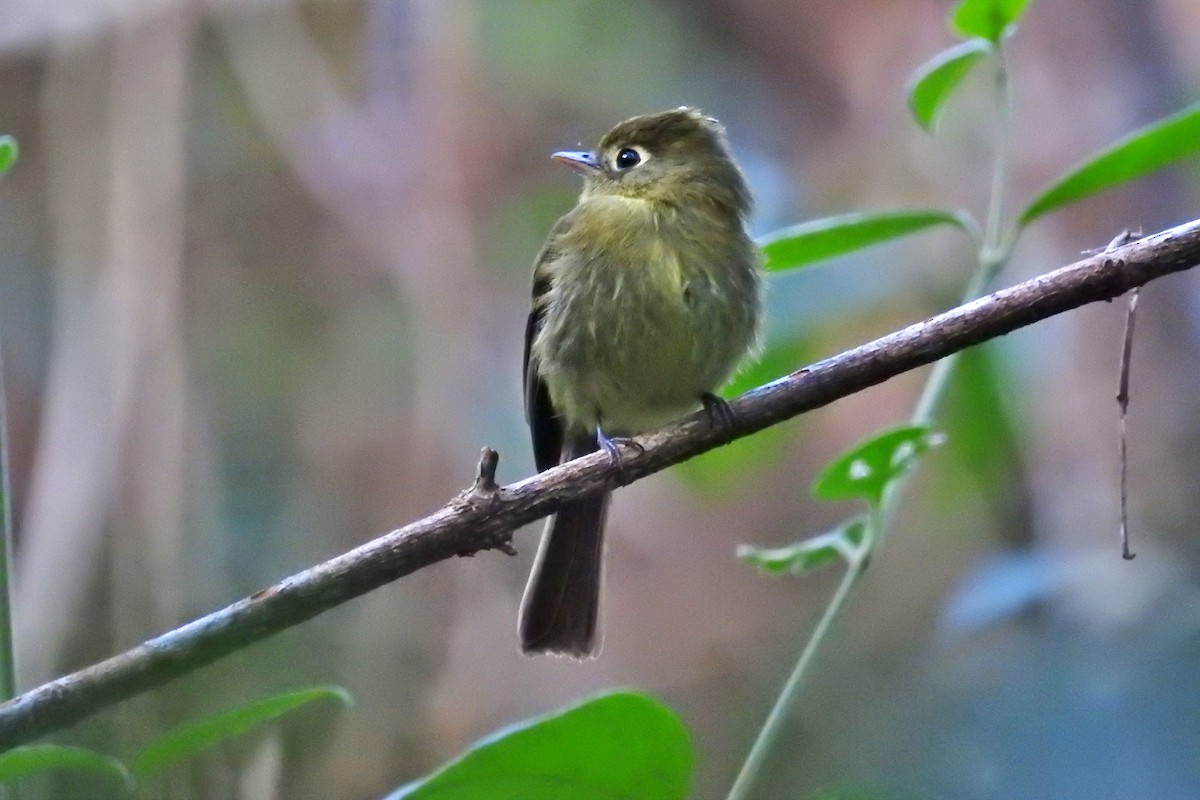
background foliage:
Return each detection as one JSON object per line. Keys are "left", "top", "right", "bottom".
{"left": 2, "top": 0, "right": 1200, "bottom": 798}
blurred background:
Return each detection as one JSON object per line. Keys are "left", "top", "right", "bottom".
{"left": 2, "top": 0, "right": 1200, "bottom": 798}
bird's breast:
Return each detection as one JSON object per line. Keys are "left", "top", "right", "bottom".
{"left": 533, "top": 207, "right": 759, "bottom": 434}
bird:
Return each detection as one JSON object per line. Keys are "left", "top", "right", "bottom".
{"left": 519, "top": 107, "right": 763, "bottom": 657}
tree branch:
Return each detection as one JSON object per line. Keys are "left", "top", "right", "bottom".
{"left": 3, "top": 218, "right": 1200, "bottom": 749}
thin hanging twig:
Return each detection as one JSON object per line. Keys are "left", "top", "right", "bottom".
{"left": 1107, "top": 230, "right": 1141, "bottom": 560}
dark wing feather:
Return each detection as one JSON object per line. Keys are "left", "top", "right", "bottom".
{"left": 524, "top": 305, "right": 562, "bottom": 473}
{"left": 523, "top": 216, "right": 572, "bottom": 474}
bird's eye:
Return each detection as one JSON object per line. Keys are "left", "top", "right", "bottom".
{"left": 614, "top": 148, "right": 642, "bottom": 170}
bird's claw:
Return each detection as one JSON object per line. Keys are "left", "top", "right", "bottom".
{"left": 700, "top": 392, "right": 737, "bottom": 443}
{"left": 596, "top": 426, "right": 643, "bottom": 485}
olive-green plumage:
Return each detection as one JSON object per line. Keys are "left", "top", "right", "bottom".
{"left": 520, "top": 108, "right": 762, "bottom": 657}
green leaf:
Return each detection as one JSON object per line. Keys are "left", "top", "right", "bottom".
{"left": 132, "top": 685, "right": 352, "bottom": 778}
{"left": 813, "top": 425, "right": 945, "bottom": 506}
{"left": 760, "top": 210, "right": 973, "bottom": 272}
{"left": 1019, "top": 102, "right": 1200, "bottom": 226}
{"left": 950, "top": 0, "right": 1033, "bottom": 42}
{"left": 387, "top": 691, "right": 692, "bottom": 800}
{"left": 907, "top": 39, "right": 991, "bottom": 133}
{"left": 0, "top": 136, "right": 16, "bottom": 177}
{"left": 0, "top": 745, "right": 133, "bottom": 791}
{"left": 738, "top": 519, "right": 867, "bottom": 575}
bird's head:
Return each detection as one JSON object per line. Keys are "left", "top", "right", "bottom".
{"left": 553, "top": 108, "right": 751, "bottom": 218}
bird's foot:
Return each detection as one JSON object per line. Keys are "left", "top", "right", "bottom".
{"left": 596, "top": 426, "right": 643, "bottom": 485}
{"left": 700, "top": 392, "right": 737, "bottom": 443}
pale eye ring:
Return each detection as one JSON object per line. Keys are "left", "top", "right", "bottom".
{"left": 614, "top": 147, "right": 642, "bottom": 170}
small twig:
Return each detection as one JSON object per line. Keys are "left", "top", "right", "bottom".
{"left": 465, "top": 448, "right": 517, "bottom": 556}
{"left": 0, "top": 219, "right": 1198, "bottom": 749}
{"left": 1109, "top": 230, "right": 1141, "bottom": 561}
{"left": 1117, "top": 287, "right": 1139, "bottom": 560}
{"left": 470, "top": 447, "right": 500, "bottom": 497}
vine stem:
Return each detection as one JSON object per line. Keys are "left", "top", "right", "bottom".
{"left": 725, "top": 39, "right": 1014, "bottom": 800}
{"left": 0, "top": 339, "right": 16, "bottom": 800}
{"left": 725, "top": 513, "right": 876, "bottom": 800}
{"left": 981, "top": 39, "right": 1012, "bottom": 266}
{"left": 914, "top": 39, "right": 1012, "bottom": 428}
{"left": 0, "top": 338, "right": 15, "bottom": 702}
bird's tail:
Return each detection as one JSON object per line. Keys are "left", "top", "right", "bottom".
{"left": 519, "top": 433, "right": 610, "bottom": 658}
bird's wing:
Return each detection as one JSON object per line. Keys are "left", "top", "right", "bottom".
{"left": 524, "top": 215, "right": 572, "bottom": 473}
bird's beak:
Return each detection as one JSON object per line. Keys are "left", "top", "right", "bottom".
{"left": 552, "top": 150, "right": 600, "bottom": 173}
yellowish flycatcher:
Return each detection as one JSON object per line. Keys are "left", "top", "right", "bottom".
{"left": 520, "top": 108, "right": 762, "bottom": 657}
